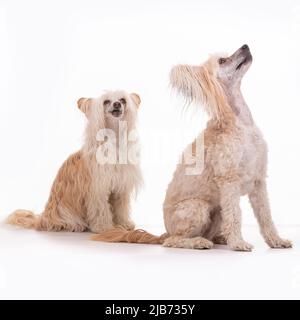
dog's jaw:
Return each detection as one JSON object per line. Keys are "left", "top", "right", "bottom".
{"left": 236, "top": 53, "right": 252, "bottom": 70}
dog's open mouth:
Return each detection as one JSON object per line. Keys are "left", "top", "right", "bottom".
{"left": 111, "top": 109, "right": 123, "bottom": 117}
{"left": 236, "top": 54, "right": 252, "bottom": 70}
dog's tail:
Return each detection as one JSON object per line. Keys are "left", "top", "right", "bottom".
{"left": 91, "top": 227, "right": 168, "bottom": 245}
{"left": 6, "top": 210, "right": 40, "bottom": 229}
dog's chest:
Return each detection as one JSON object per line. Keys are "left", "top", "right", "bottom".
{"left": 238, "top": 126, "right": 267, "bottom": 194}
{"left": 92, "top": 164, "right": 141, "bottom": 194}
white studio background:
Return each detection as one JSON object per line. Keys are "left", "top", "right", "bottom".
{"left": 0, "top": 0, "right": 300, "bottom": 229}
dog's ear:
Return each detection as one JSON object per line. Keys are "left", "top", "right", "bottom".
{"left": 77, "top": 97, "right": 91, "bottom": 115}
{"left": 130, "top": 93, "right": 141, "bottom": 108}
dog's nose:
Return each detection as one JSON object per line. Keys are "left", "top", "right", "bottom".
{"left": 113, "top": 102, "right": 121, "bottom": 109}
{"left": 241, "top": 44, "right": 249, "bottom": 50}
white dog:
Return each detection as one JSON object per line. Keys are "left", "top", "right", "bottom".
{"left": 93, "top": 45, "right": 292, "bottom": 251}
{"left": 7, "top": 90, "right": 142, "bottom": 233}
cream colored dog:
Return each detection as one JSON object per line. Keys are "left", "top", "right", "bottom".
{"left": 94, "top": 45, "right": 292, "bottom": 251}
{"left": 7, "top": 90, "right": 142, "bottom": 233}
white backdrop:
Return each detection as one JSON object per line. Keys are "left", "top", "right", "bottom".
{"left": 0, "top": 0, "right": 300, "bottom": 228}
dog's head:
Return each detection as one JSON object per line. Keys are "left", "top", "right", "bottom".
{"left": 170, "top": 44, "right": 252, "bottom": 121}
{"left": 77, "top": 90, "right": 141, "bottom": 130}
{"left": 216, "top": 44, "right": 252, "bottom": 87}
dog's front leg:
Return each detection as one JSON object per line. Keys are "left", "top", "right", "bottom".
{"left": 219, "top": 182, "right": 254, "bottom": 251}
{"left": 249, "top": 180, "right": 292, "bottom": 248}
{"left": 110, "top": 192, "right": 135, "bottom": 230}
{"left": 87, "top": 198, "right": 114, "bottom": 233}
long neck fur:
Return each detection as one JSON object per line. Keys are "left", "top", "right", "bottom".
{"left": 82, "top": 117, "right": 138, "bottom": 168}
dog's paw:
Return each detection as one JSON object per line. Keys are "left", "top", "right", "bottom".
{"left": 116, "top": 220, "right": 135, "bottom": 231}
{"left": 267, "top": 237, "right": 292, "bottom": 249}
{"left": 192, "top": 237, "right": 214, "bottom": 249}
{"left": 90, "top": 224, "right": 114, "bottom": 234}
{"left": 163, "top": 236, "right": 213, "bottom": 250}
{"left": 229, "top": 240, "right": 254, "bottom": 252}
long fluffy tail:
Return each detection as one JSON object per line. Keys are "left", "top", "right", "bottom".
{"left": 6, "top": 210, "right": 40, "bottom": 229}
{"left": 91, "top": 227, "right": 168, "bottom": 244}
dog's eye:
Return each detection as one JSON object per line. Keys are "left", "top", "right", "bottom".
{"left": 103, "top": 100, "right": 111, "bottom": 105}
{"left": 120, "top": 98, "right": 126, "bottom": 104}
{"left": 218, "top": 58, "right": 226, "bottom": 64}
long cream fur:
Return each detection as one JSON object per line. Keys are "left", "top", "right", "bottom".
{"left": 91, "top": 227, "right": 168, "bottom": 244}
{"left": 7, "top": 90, "right": 142, "bottom": 233}
{"left": 169, "top": 57, "right": 234, "bottom": 123}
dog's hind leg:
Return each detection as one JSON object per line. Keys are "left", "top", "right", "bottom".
{"left": 249, "top": 180, "right": 292, "bottom": 248}
{"left": 163, "top": 199, "right": 213, "bottom": 250}
{"left": 37, "top": 207, "right": 87, "bottom": 232}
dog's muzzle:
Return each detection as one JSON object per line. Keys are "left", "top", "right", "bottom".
{"left": 110, "top": 102, "right": 123, "bottom": 117}
{"left": 236, "top": 44, "right": 252, "bottom": 70}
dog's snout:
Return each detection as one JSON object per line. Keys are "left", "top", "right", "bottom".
{"left": 113, "top": 101, "right": 121, "bottom": 109}
{"left": 241, "top": 44, "right": 249, "bottom": 50}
